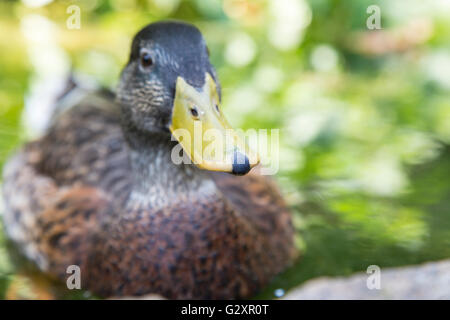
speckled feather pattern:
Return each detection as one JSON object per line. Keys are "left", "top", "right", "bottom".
{"left": 2, "top": 93, "right": 296, "bottom": 299}
{"left": 2, "top": 21, "right": 297, "bottom": 299}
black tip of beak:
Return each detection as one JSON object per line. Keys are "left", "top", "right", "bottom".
{"left": 232, "top": 151, "right": 250, "bottom": 176}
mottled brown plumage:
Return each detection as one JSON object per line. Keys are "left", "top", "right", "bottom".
{"left": 2, "top": 21, "right": 297, "bottom": 299}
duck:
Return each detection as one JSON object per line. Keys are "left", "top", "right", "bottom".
{"left": 2, "top": 21, "right": 297, "bottom": 299}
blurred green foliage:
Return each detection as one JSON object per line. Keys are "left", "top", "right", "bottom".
{"left": 0, "top": 0, "right": 449, "bottom": 299}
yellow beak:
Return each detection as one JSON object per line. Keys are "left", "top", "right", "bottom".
{"left": 169, "top": 73, "right": 259, "bottom": 175}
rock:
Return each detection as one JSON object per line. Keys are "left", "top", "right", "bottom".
{"left": 283, "top": 260, "right": 450, "bottom": 300}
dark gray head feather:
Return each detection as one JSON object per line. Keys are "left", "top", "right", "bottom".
{"left": 117, "top": 21, "right": 220, "bottom": 139}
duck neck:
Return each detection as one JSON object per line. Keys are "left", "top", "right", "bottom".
{"left": 124, "top": 128, "right": 216, "bottom": 208}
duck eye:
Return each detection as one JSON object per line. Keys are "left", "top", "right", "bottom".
{"left": 140, "top": 52, "right": 153, "bottom": 69}
{"left": 215, "top": 104, "right": 220, "bottom": 113}
{"left": 190, "top": 107, "right": 199, "bottom": 119}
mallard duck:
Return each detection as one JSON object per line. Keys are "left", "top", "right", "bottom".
{"left": 2, "top": 21, "right": 296, "bottom": 299}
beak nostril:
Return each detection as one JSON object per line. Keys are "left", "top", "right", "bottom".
{"left": 190, "top": 107, "right": 199, "bottom": 118}
{"left": 232, "top": 151, "right": 250, "bottom": 175}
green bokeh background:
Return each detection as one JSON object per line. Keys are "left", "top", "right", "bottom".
{"left": 0, "top": 0, "right": 449, "bottom": 299}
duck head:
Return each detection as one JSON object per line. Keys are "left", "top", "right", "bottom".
{"left": 117, "top": 21, "right": 259, "bottom": 175}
